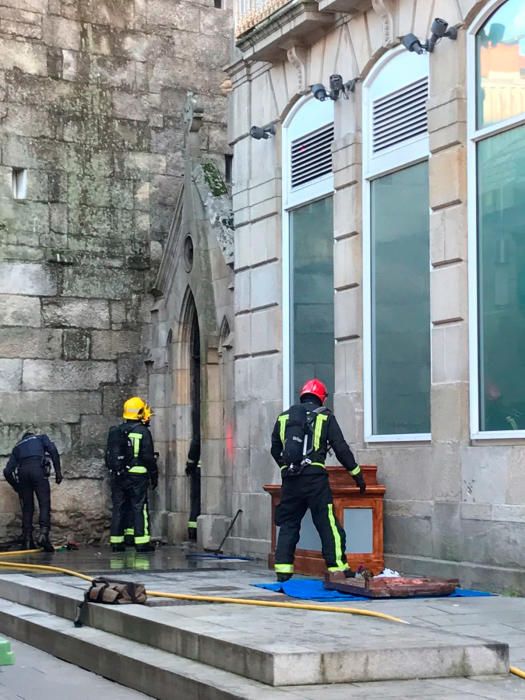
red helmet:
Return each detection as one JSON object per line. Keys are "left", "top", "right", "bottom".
{"left": 300, "top": 378, "right": 328, "bottom": 403}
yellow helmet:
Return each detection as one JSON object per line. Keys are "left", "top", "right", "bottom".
{"left": 122, "top": 396, "right": 146, "bottom": 420}
{"left": 143, "top": 403, "right": 154, "bottom": 424}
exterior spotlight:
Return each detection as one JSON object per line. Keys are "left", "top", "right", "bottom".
{"left": 311, "top": 76, "right": 360, "bottom": 102}
{"left": 311, "top": 83, "right": 328, "bottom": 101}
{"left": 427, "top": 18, "right": 458, "bottom": 52}
{"left": 329, "top": 74, "right": 344, "bottom": 100}
{"left": 402, "top": 33, "right": 425, "bottom": 54}
{"left": 249, "top": 124, "right": 276, "bottom": 140}
{"left": 401, "top": 18, "right": 458, "bottom": 54}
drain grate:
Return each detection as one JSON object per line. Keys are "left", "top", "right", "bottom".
{"left": 192, "top": 585, "right": 242, "bottom": 592}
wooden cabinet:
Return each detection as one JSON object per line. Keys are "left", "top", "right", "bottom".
{"left": 263, "top": 465, "right": 385, "bottom": 576}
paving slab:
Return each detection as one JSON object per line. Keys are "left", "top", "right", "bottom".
{"left": 0, "top": 634, "right": 151, "bottom": 699}
{"left": 0, "top": 598, "right": 523, "bottom": 700}
{"left": 1, "top": 548, "right": 525, "bottom": 697}
{"left": 0, "top": 571, "right": 510, "bottom": 686}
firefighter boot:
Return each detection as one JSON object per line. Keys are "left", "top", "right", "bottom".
{"left": 135, "top": 542, "right": 155, "bottom": 553}
{"left": 276, "top": 573, "right": 293, "bottom": 583}
{"left": 22, "top": 530, "right": 36, "bottom": 550}
{"left": 187, "top": 527, "right": 197, "bottom": 542}
{"left": 38, "top": 527, "right": 55, "bottom": 553}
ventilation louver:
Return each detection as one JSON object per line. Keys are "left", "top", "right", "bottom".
{"left": 291, "top": 123, "right": 334, "bottom": 189}
{"left": 372, "top": 77, "right": 428, "bottom": 153}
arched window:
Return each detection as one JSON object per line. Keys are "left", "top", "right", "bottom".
{"left": 363, "top": 49, "right": 431, "bottom": 440}
{"left": 282, "top": 97, "right": 335, "bottom": 404}
{"left": 469, "top": 0, "right": 525, "bottom": 436}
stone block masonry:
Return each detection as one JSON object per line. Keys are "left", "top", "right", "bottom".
{"left": 0, "top": 0, "right": 231, "bottom": 543}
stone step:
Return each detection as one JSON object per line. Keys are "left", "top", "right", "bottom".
{"left": 0, "top": 598, "right": 294, "bottom": 700}
{"left": 0, "top": 573, "right": 510, "bottom": 687}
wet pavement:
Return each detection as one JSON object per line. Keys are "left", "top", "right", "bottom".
{"left": 0, "top": 543, "right": 262, "bottom": 577}
{"left": 2, "top": 546, "right": 525, "bottom": 697}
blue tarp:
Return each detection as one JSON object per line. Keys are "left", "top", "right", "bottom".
{"left": 252, "top": 578, "right": 495, "bottom": 601}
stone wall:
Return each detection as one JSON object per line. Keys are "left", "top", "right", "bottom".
{"left": 0, "top": 0, "right": 231, "bottom": 543}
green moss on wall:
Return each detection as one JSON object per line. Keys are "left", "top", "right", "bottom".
{"left": 202, "top": 161, "right": 227, "bottom": 196}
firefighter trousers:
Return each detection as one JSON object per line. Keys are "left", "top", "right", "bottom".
{"left": 274, "top": 471, "right": 349, "bottom": 573}
{"left": 18, "top": 462, "right": 51, "bottom": 535}
{"left": 188, "top": 467, "right": 201, "bottom": 529}
{"left": 123, "top": 494, "right": 149, "bottom": 541}
{"left": 110, "top": 473, "right": 150, "bottom": 545}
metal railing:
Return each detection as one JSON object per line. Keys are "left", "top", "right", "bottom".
{"left": 234, "top": 0, "right": 293, "bottom": 36}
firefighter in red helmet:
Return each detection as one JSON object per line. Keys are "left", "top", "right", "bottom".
{"left": 270, "top": 378, "right": 366, "bottom": 582}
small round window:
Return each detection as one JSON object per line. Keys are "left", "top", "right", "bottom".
{"left": 184, "top": 235, "right": 194, "bottom": 272}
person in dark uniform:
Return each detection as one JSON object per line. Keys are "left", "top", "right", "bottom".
{"left": 185, "top": 434, "right": 201, "bottom": 541}
{"left": 108, "top": 397, "right": 158, "bottom": 553}
{"left": 270, "top": 378, "right": 366, "bottom": 582}
{"left": 3, "top": 431, "right": 62, "bottom": 552}
{"left": 122, "top": 403, "right": 156, "bottom": 547}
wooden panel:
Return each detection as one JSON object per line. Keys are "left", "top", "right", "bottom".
{"left": 264, "top": 465, "right": 386, "bottom": 576}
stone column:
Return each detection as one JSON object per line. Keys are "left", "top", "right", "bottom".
{"left": 332, "top": 91, "right": 364, "bottom": 451}
{"left": 428, "top": 24, "right": 468, "bottom": 560}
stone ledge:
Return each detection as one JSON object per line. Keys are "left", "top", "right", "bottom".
{"left": 236, "top": 1, "right": 335, "bottom": 63}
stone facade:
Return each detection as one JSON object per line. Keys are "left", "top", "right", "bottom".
{"left": 227, "top": 0, "right": 525, "bottom": 590}
{"left": 147, "top": 94, "right": 234, "bottom": 547}
{"left": 0, "top": 0, "right": 231, "bottom": 543}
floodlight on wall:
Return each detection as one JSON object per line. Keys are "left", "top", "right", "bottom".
{"left": 311, "top": 74, "right": 359, "bottom": 102}
{"left": 249, "top": 124, "right": 276, "bottom": 140}
{"left": 401, "top": 17, "right": 459, "bottom": 54}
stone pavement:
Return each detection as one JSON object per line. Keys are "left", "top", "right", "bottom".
{"left": 1, "top": 547, "right": 525, "bottom": 697}
{"left": 0, "top": 634, "right": 151, "bottom": 700}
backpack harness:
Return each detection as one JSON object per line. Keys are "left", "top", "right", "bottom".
{"left": 279, "top": 406, "right": 329, "bottom": 477}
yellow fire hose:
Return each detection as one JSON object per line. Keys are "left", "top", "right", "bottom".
{"left": 0, "top": 550, "right": 524, "bottom": 680}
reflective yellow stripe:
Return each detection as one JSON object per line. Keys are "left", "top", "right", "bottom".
{"left": 350, "top": 465, "right": 361, "bottom": 476}
{"left": 187, "top": 521, "right": 197, "bottom": 528}
{"left": 110, "top": 535, "right": 124, "bottom": 543}
{"left": 128, "top": 432, "right": 143, "bottom": 458}
{"left": 274, "top": 563, "right": 294, "bottom": 573}
{"left": 328, "top": 564, "right": 350, "bottom": 572}
{"left": 143, "top": 503, "right": 149, "bottom": 537}
{"left": 128, "top": 466, "right": 147, "bottom": 474}
{"left": 134, "top": 535, "right": 150, "bottom": 544}
{"left": 327, "top": 503, "right": 345, "bottom": 569}
{"left": 124, "top": 528, "right": 134, "bottom": 536}
{"left": 310, "top": 462, "right": 325, "bottom": 468}
{"left": 313, "top": 413, "right": 328, "bottom": 451}
{"left": 278, "top": 415, "right": 288, "bottom": 443}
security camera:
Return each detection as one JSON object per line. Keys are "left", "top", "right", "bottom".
{"left": 427, "top": 17, "right": 458, "bottom": 51}
{"left": 402, "top": 18, "right": 458, "bottom": 55}
{"left": 249, "top": 124, "right": 275, "bottom": 140}
{"left": 430, "top": 17, "right": 449, "bottom": 37}
{"left": 311, "top": 83, "right": 328, "bottom": 101}
{"left": 402, "top": 33, "right": 425, "bottom": 54}
{"left": 344, "top": 79, "right": 358, "bottom": 93}
{"left": 250, "top": 126, "right": 267, "bottom": 139}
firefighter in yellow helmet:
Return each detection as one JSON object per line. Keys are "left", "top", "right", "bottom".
{"left": 105, "top": 397, "right": 158, "bottom": 552}
{"left": 122, "top": 403, "right": 156, "bottom": 546}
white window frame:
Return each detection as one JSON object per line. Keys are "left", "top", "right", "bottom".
{"left": 282, "top": 95, "right": 334, "bottom": 407}
{"left": 467, "top": 0, "right": 525, "bottom": 439}
{"left": 362, "top": 47, "right": 431, "bottom": 442}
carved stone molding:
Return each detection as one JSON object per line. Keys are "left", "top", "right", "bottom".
{"left": 287, "top": 44, "right": 309, "bottom": 95}
{"left": 183, "top": 91, "right": 204, "bottom": 134}
{"left": 371, "top": 0, "right": 396, "bottom": 47}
